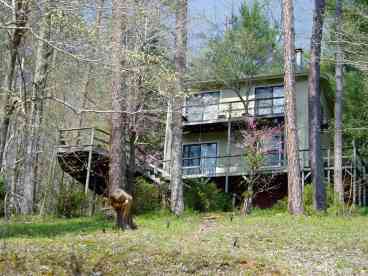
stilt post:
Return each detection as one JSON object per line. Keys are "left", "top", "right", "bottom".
{"left": 85, "top": 128, "right": 95, "bottom": 195}
{"left": 225, "top": 103, "right": 232, "bottom": 193}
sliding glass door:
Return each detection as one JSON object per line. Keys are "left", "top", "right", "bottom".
{"left": 183, "top": 143, "right": 218, "bottom": 176}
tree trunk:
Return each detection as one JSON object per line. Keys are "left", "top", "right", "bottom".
{"left": 282, "top": 0, "right": 304, "bottom": 215}
{"left": 334, "top": 0, "right": 344, "bottom": 203}
{"left": 23, "top": 3, "right": 52, "bottom": 214}
{"left": 308, "top": 0, "right": 326, "bottom": 211}
{"left": 0, "top": 0, "right": 29, "bottom": 171}
{"left": 170, "top": 0, "right": 188, "bottom": 216}
{"left": 110, "top": 0, "right": 135, "bottom": 230}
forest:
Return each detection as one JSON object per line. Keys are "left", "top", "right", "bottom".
{"left": 1, "top": 0, "right": 368, "bottom": 274}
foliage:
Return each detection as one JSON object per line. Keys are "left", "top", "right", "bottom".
{"left": 271, "top": 197, "right": 288, "bottom": 212}
{"left": 133, "top": 177, "right": 161, "bottom": 214}
{"left": 184, "top": 178, "right": 232, "bottom": 212}
{"left": 56, "top": 187, "right": 89, "bottom": 218}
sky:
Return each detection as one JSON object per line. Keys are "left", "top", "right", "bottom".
{"left": 188, "top": 0, "right": 314, "bottom": 52}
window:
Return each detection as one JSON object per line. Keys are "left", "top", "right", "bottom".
{"left": 183, "top": 143, "right": 218, "bottom": 175}
{"left": 255, "top": 86, "right": 284, "bottom": 115}
{"left": 186, "top": 92, "right": 220, "bottom": 122}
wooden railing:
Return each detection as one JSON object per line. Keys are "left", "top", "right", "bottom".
{"left": 58, "top": 127, "right": 110, "bottom": 149}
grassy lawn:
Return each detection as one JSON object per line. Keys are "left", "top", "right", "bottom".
{"left": 0, "top": 211, "right": 368, "bottom": 275}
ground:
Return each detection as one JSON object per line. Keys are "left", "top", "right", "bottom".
{"left": 0, "top": 211, "right": 368, "bottom": 275}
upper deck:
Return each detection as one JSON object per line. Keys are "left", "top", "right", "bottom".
{"left": 183, "top": 96, "right": 284, "bottom": 127}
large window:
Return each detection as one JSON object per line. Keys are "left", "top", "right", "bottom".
{"left": 183, "top": 143, "right": 218, "bottom": 175}
{"left": 255, "top": 86, "right": 284, "bottom": 116}
{"left": 185, "top": 92, "right": 220, "bottom": 122}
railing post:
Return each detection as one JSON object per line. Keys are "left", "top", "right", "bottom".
{"left": 85, "top": 128, "right": 95, "bottom": 195}
{"left": 225, "top": 103, "right": 232, "bottom": 193}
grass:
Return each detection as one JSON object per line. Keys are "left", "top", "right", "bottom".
{"left": 0, "top": 211, "right": 368, "bottom": 275}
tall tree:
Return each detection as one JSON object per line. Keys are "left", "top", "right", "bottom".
{"left": 23, "top": 2, "right": 53, "bottom": 214}
{"left": 109, "top": 0, "right": 135, "bottom": 229}
{"left": 0, "top": 0, "right": 29, "bottom": 172}
{"left": 334, "top": 0, "right": 344, "bottom": 202}
{"left": 282, "top": 0, "right": 304, "bottom": 214}
{"left": 308, "top": 0, "right": 326, "bottom": 211}
{"left": 170, "top": 0, "right": 187, "bottom": 215}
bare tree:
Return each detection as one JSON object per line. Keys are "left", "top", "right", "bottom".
{"left": 334, "top": 0, "right": 344, "bottom": 203}
{"left": 170, "top": 0, "right": 187, "bottom": 216}
{"left": 282, "top": 0, "right": 304, "bottom": 214}
{"left": 23, "top": 1, "right": 53, "bottom": 214}
{"left": 0, "top": 0, "right": 29, "bottom": 172}
{"left": 308, "top": 0, "right": 326, "bottom": 211}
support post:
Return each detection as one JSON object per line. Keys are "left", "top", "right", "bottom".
{"left": 352, "top": 140, "right": 357, "bottom": 206}
{"left": 85, "top": 128, "right": 95, "bottom": 195}
{"left": 225, "top": 103, "right": 232, "bottom": 193}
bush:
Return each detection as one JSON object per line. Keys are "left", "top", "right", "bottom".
{"left": 133, "top": 177, "right": 161, "bottom": 214}
{"left": 272, "top": 197, "right": 288, "bottom": 212}
{"left": 56, "top": 187, "right": 89, "bottom": 218}
{"left": 184, "top": 178, "right": 232, "bottom": 212}
{"left": 304, "top": 183, "right": 341, "bottom": 215}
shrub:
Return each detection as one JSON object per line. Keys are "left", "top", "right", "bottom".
{"left": 56, "top": 187, "right": 89, "bottom": 218}
{"left": 133, "top": 177, "right": 161, "bottom": 214}
{"left": 184, "top": 178, "right": 232, "bottom": 212}
{"left": 304, "top": 183, "right": 341, "bottom": 215}
{"left": 272, "top": 197, "right": 288, "bottom": 212}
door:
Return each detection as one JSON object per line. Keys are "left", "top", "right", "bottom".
{"left": 182, "top": 143, "right": 218, "bottom": 176}
{"left": 201, "top": 143, "right": 218, "bottom": 176}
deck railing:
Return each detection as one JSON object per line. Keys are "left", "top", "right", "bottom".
{"left": 58, "top": 127, "right": 110, "bottom": 149}
{"left": 161, "top": 146, "right": 362, "bottom": 178}
{"left": 183, "top": 96, "right": 285, "bottom": 124}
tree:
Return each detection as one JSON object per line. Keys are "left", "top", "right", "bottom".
{"left": 240, "top": 118, "right": 283, "bottom": 214}
{"left": 23, "top": 1, "right": 53, "bottom": 214}
{"left": 282, "top": 0, "right": 304, "bottom": 214}
{"left": 110, "top": 0, "right": 135, "bottom": 229}
{"left": 334, "top": 0, "right": 344, "bottom": 203}
{"left": 308, "top": 0, "right": 326, "bottom": 211}
{"left": 0, "top": 0, "right": 29, "bottom": 172}
{"left": 170, "top": 0, "right": 188, "bottom": 215}
{"left": 191, "top": 1, "right": 280, "bottom": 111}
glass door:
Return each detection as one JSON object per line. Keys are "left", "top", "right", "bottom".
{"left": 182, "top": 143, "right": 218, "bottom": 176}
{"left": 201, "top": 143, "right": 218, "bottom": 176}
